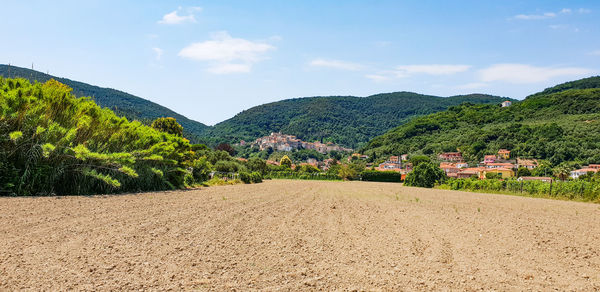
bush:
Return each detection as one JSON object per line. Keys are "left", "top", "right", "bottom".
{"left": 151, "top": 117, "right": 184, "bottom": 137}
{"left": 404, "top": 162, "right": 446, "bottom": 188}
{"left": 361, "top": 170, "right": 402, "bottom": 182}
{"left": 239, "top": 172, "right": 252, "bottom": 184}
{"left": 239, "top": 171, "right": 263, "bottom": 184}
{"left": 0, "top": 78, "right": 218, "bottom": 195}
{"left": 250, "top": 171, "right": 263, "bottom": 183}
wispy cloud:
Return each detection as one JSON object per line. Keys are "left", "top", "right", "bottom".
{"left": 309, "top": 59, "right": 363, "bottom": 71}
{"left": 590, "top": 50, "right": 600, "bottom": 56}
{"left": 548, "top": 24, "right": 566, "bottom": 30}
{"left": 152, "top": 47, "right": 163, "bottom": 61}
{"left": 158, "top": 7, "right": 201, "bottom": 24}
{"left": 578, "top": 8, "right": 592, "bottom": 14}
{"left": 514, "top": 12, "right": 556, "bottom": 20}
{"left": 478, "top": 64, "right": 594, "bottom": 84}
{"left": 178, "top": 31, "right": 275, "bottom": 74}
{"left": 394, "top": 64, "right": 471, "bottom": 76}
{"left": 364, "top": 64, "right": 470, "bottom": 82}
{"left": 514, "top": 7, "right": 590, "bottom": 20}
{"left": 560, "top": 8, "right": 572, "bottom": 14}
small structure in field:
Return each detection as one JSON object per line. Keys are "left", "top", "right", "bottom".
{"left": 518, "top": 176, "right": 553, "bottom": 183}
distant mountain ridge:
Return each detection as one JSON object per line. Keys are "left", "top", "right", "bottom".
{"left": 0, "top": 64, "right": 511, "bottom": 148}
{"left": 0, "top": 65, "right": 210, "bottom": 141}
{"left": 361, "top": 76, "right": 600, "bottom": 165}
{"left": 205, "top": 92, "right": 512, "bottom": 148}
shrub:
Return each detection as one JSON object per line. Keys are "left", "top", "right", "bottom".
{"left": 250, "top": 171, "right": 263, "bottom": 183}
{"left": 239, "top": 172, "right": 252, "bottom": 184}
{"left": 404, "top": 162, "right": 446, "bottom": 188}
{"left": 151, "top": 117, "right": 184, "bottom": 137}
{"left": 0, "top": 78, "right": 215, "bottom": 195}
{"left": 361, "top": 170, "right": 402, "bottom": 182}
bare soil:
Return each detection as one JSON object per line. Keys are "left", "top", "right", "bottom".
{"left": 1, "top": 180, "right": 599, "bottom": 290}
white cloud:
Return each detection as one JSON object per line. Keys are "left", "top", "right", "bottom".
{"left": 514, "top": 8, "right": 590, "bottom": 20}
{"left": 364, "top": 64, "right": 470, "bottom": 82}
{"left": 560, "top": 8, "right": 572, "bottom": 14}
{"left": 178, "top": 31, "right": 275, "bottom": 74}
{"left": 549, "top": 24, "right": 566, "bottom": 30}
{"left": 158, "top": 7, "right": 199, "bottom": 24}
{"left": 514, "top": 12, "right": 556, "bottom": 20}
{"left": 309, "top": 59, "right": 363, "bottom": 71}
{"left": 395, "top": 64, "right": 471, "bottom": 75}
{"left": 590, "top": 50, "right": 600, "bottom": 56}
{"left": 479, "top": 64, "right": 594, "bottom": 84}
{"left": 152, "top": 47, "right": 163, "bottom": 60}
{"left": 578, "top": 8, "right": 591, "bottom": 14}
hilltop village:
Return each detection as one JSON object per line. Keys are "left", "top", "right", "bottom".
{"left": 249, "top": 132, "right": 353, "bottom": 153}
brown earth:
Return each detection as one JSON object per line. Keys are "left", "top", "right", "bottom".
{"left": 1, "top": 180, "right": 599, "bottom": 291}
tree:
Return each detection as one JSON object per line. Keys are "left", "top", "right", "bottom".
{"left": 280, "top": 155, "right": 292, "bottom": 169}
{"left": 410, "top": 155, "right": 431, "bottom": 167}
{"left": 553, "top": 164, "right": 572, "bottom": 181}
{"left": 338, "top": 164, "right": 358, "bottom": 180}
{"left": 151, "top": 117, "right": 183, "bottom": 137}
{"left": 404, "top": 162, "right": 446, "bottom": 188}
{"left": 516, "top": 167, "right": 532, "bottom": 178}
{"left": 296, "top": 164, "right": 320, "bottom": 173}
{"left": 215, "top": 143, "right": 235, "bottom": 156}
{"left": 485, "top": 172, "right": 501, "bottom": 180}
{"left": 246, "top": 157, "right": 267, "bottom": 174}
{"left": 532, "top": 160, "right": 552, "bottom": 177}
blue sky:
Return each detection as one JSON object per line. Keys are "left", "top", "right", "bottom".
{"left": 1, "top": 1, "right": 599, "bottom": 125}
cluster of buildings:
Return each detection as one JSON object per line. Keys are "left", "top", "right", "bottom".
{"left": 570, "top": 164, "right": 600, "bottom": 179}
{"left": 438, "top": 149, "right": 536, "bottom": 179}
{"left": 436, "top": 149, "right": 600, "bottom": 181}
{"left": 252, "top": 132, "right": 352, "bottom": 154}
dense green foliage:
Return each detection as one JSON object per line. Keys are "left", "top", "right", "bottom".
{"left": 362, "top": 77, "right": 600, "bottom": 166}
{"left": 239, "top": 171, "right": 263, "bottom": 184}
{"left": 440, "top": 178, "right": 600, "bottom": 202}
{"left": 0, "top": 78, "right": 247, "bottom": 195}
{"left": 404, "top": 162, "right": 446, "bottom": 188}
{"left": 360, "top": 170, "right": 402, "bottom": 182}
{"left": 266, "top": 171, "right": 341, "bottom": 181}
{"left": 205, "top": 92, "right": 510, "bottom": 148}
{"left": 151, "top": 117, "right": 184, "bottom": 137}
{"left": 0, "top": 65, "right": 210, "bottom": 141}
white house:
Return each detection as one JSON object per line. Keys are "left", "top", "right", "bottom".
{"left": 570, "top": 168, "right": 598, "bottom": 179}
{"left": 501, "top": 100, "right": 512, "bottom": 107}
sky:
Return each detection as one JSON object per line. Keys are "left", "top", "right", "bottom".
{"left": 1, "top": 0, "right": 600, "bottom": 125}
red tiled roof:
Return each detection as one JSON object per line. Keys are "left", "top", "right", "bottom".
{"left": 572, "top": 168, "right": 599, "bottom": 173}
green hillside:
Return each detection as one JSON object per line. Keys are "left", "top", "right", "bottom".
{"left": 0, "top": 65, "right": 210, "bottom": 140}
{"left": 206, "top": 92, "right": 511, "bottom": 148}
{"left": 361, "top": 77, "right": 600, "bottom": 165}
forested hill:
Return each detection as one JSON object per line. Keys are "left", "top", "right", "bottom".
{"left": 0, "top": 65, "right": 210, "bottom": 140}
{"left": 204, "top": 92, "right": 511, "bottom": 148}
{"left": 361, "top": 76, "right": 600, "bottom": 165}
